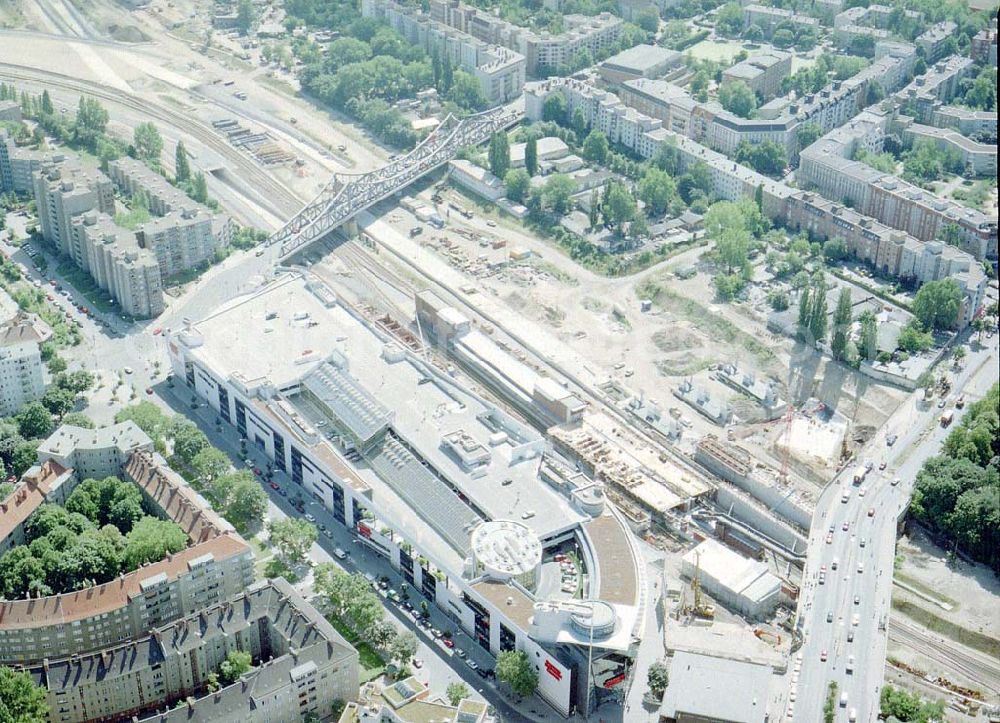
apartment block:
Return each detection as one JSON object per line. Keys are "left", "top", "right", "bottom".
{"left": 799, "top": 109, "right": 997, "bottom": 261}
{"left": 428, "top": 0, "right": 623, "bottom": 75}
{"left": 0, "top": 291, "right": 50, "bottom": 416}
{"left": 135, "top": 207, "right": 223, "bottom": 279}
{"left": 0, "top": 430, "right": 255, "bottom": 667}
{"left": 970, "top": 25, "right": 997, "bottom": 66}
{"left": 894, "top": 55, "right": 975, "bottom": 121}
{"left": 900, "top": 121, "right": 997, "bottom": 178}
{"left": 28, "top": 577, "right": 358, "bottom": 723}
{"left": 721, "top": 51, "right": 792, "bottom": 101}
{"left": 619, "top": 54, "right": 907, "bottom": 160}
{"left": 743, "top": 4, "right": 819, "bottom": 36}
{"left": 524, "top": 78, "right": 795, "bottom": 215}
{"left": 361, "top": 0, "right": 525, "bottom": 105}
{"left": 930, "top": 105, "right": 997, "bottom": 137}
{"left": 917, "top": 22, "right": 958, "bottom": 63}
{"left": 73, "top": 212, "right": 165, "bottom": 319}
{"left": 0, "top": 130, "right": 67, "bottom": 195}
{"left": 31, "top": 161, "right": 114, "bottom": 268}
{"left": 785, "top": 192, "right": 986, "bottom": 326}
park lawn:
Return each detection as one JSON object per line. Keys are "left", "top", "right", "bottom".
{"left": 327, "top": 614, "right": 386, "bottom": 682}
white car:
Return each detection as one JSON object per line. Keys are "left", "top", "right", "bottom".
{"left": 858, "top": 486, "right": 867, "bottom": 497}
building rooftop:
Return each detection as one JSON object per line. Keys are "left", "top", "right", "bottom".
{"left": 659, "top": 651, "right": 774, "bottom": 722}
{"left": 683, "top": 539, "right": 780, "bottom": 605}
{"left": 35, "top": 421, "right": 151, "bottom": 461}
{"left": 179, "top": 273, "right": 587, "bottom": 556}
{"left": 599, "top": 44, "right": 680, "bottom": 76}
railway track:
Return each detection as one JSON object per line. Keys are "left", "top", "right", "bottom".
{"left": 889, "top": 618, "right": 1000, "bottom": 694}
{"left": 0, "top": 63, "right": 302, "bottom": 220}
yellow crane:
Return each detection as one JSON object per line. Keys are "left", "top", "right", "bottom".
{"left": 691, "top": 552, "right": 716, "bottom": 620}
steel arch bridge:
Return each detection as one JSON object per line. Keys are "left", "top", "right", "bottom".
{"left": 271, "top": 103, "right": 523, "bottom": 259}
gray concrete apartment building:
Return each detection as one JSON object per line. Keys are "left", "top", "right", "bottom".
{"left": 32, "top": 160, "right": 115, "bottom": 269}
{"left": 361, "top": 0, "right": 525, "bottom": 106}
{"left": 428, "top": 0, "right": 623, "bottom": 75}
{"left": 29, "top": 577, "right": 358, "bottom": 723}
{"left": 0, "top": 289, "right": 50, "bottom": 417}
{"left": 72, "top": 211, "right": 165, "bottom": 319}
{"left": 721, "top": 51, "right": 792, "bottom": 102}
{"left": 0, "top": 129, "right": 64, "bottom": 195}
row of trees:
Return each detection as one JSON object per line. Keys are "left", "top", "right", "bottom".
{"left": 0, "top": 666, "right": 49, "bottom": 723}
{"left": 313, "top": 565, "right": 419, "bottom": 667}
{"left": 0, "top": 476, "right": 188, "bottom": 599}
{"left": 909, "top": 383, "right": 999, "bottom": 571}
{"left": 705, "top": 198, "right": 769, "bottom": 300}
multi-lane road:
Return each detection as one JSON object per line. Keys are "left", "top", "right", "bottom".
{"left": 792, "top": 337, "right": 998, "bottom": 722}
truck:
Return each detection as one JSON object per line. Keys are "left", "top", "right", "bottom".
{"left": 940, "top": 409, "right": 955, "bottom": 427}
{"left": 852, "top": 466, "right": 867, "bottom": 485}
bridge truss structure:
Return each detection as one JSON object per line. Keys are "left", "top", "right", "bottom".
{"left": 272, "top": 104, "right": 523, "bottom": 259}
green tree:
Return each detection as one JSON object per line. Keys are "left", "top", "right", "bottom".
{"left": 390, "top": 630, "right": 419, "bottom": 664}
{"left": 223, "top": 473, "right": 268, "bottom": 533}
{"left": 936, "top": 223, "right": 963, "bottom": 247}
{"left": 542, "top": 174, "right": 576, "bottom": 214}
{"left": 964, "top": 66, "right": 997, "bottom": 111}
{"left": 41, "top": 387, "right": 75, "bottom": 419}
{"left": 635, "top": 6, "right": 660, "bottom": 34}
{"left": 796, "top": 290, "right": 811, "bottom": 344}
{"left": 638, "top": 167, "right": 676, "bottom": 216}
{"left": 448, "top": 70, "right": 487, "bottom": 111}
{"left": 859, "top": 309, "right": 878, "bottom": 361}
{"left": 716, "top": 2, "right": 744, "bottom": 36}
{"left": 191, "top": 172, "right": 209, "bottom": 204}
{"left": 602, "top": 182, "right": 637, "bottom": 229}
{"left": 879, "top": 684, "right": 946, "bottom": 722}
{"left": 441, "top": 53, "right": 454, "bottom": 92}
{"left": 809, "top": 272, "right": 828, "bottom": 345}
{"left": 542, "top": 93, "right": 567, "bottom": 125}
{"left": 123, "top": 516, "right": 187, "bottom": 569}
{"left": 115, "top": 402, "right": 172, "bottom": 445}
{"left": 268, "top": 517, "right": 317, "bottom": 565}
{"left": 0, "top": 665, "right": 50, "bottom": 723}
{"left": 236, "top": 0, "right": 256, "bottom": 35}
{"left": 132, "top": 122, "right": 163, "bottom": 163}
{"left": 496, "top": 650, "right": 539, "bottom": 698}
{"left": 524, "top": 136, "right": 538, "bottom": 176}
{"left": 796, "top": 122, "right": 822, "bottom": 151}
{"left": 170, "top": 419, "right": 209, "bottom": 463}
{"left": 897, "top": 319, "right": 933, "bottom": 353}
{"left": 74, "top": 96, "right": 109, "bottom": 150}
{"left": 718, "top": 81, "right": 757, "bottom": 119}
{"left": 55, "top": 370, "right": 95, "bottom": 394}
{"left": 571, "top": 107, "right": 588, "bottom": 136}
{"left": 488, "top": 132, "right": 511, "bottom": 180}
{"left": 65, "top": 476, "right": 144, "bottom": 532}
{"left": 219, "top": 650, "right": 252, "bottom": 684}
{"left": 831, "top": 288, "right": 853, "bottom": 361}
{"left": 690, "top": 70, "right": 709, "bottom": 101}
{"left": 16, "top": 402, "right": 53, "bottom": 440}
{"left": 504, "top": 168, "right": 531, "bottom": 203}
{"left": 175, "top": 140, "right": 191, "bottom": 183}
{"left": 446, "top": 681, "right": 470, "bottom": 706}
{"left": 647, "top": 659, "right": 669, "bottom": 696}
{"left": 913, "top": 279, "right": 962, "bottom": 331}
{"left": 582, "top": 129, "right": 609, "bottom": 164}
{"left": 10, "top": 441, "right": 40, "bottom": 477}
{"left": 40, "top": 90, "right": 54, "bottom": 116}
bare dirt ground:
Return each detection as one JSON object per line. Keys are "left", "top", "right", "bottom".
{"left": 895, "top": 527, "right": 999, "bottom": 641}
{"left": 389, "top": 184, "right": 909, "bottom": 500}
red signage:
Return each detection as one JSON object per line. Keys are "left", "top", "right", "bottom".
{"left": 357, "top": 523, "right": 372, "bottom": 539}
{"left": 544, "top": 660, "right": 562, "bottom": 681}
{"left": 602, "top": 673, "right": 626, "bottom": 689}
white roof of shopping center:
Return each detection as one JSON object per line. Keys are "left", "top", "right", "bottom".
{"left": 185, "top": 274, "right": 586, "bottom": 553}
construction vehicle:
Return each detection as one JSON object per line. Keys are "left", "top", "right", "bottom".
{"left": 754, "top": 628, "right": 782, "bottom": 645}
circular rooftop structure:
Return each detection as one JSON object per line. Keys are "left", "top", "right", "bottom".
{"left": 471, "top": 520, "right": 543, "bottom": 590}
{"left": 570, "top": 600, "right": 617, "bottom": 639}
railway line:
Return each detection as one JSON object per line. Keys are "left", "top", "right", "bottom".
{"left": 0, "top": 63, "right": 302, "bottom": 220}
{"left": 889, "top": 618, "right": 1000, "bottom": 694}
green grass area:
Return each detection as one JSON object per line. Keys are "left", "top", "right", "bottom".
{"left": 891, "top": 597, "right": 1000, "bottom": 659}
{"left": 56, "top": 261, "right": 116, "bottom": 313}
{"left": 326, "top": 615, "right": 386, "bottom": 682}
{"left": 894, "top": 572, "right": 958, "bottom": 608}
{"left": 637, "top": 279, "right": 776, "bottom": 366}
{"left": 114, "top": 206, "right": 152, "bottom": 230}
{"left": 950, "top": 178, "right": 996, "bottom": 212}
{"left": 256, "top": 74, "right": 298, "bottom": 97}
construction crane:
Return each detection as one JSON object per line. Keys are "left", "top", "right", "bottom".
{"left": 691, "top": 552, "right": 716, "bottom": 620}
